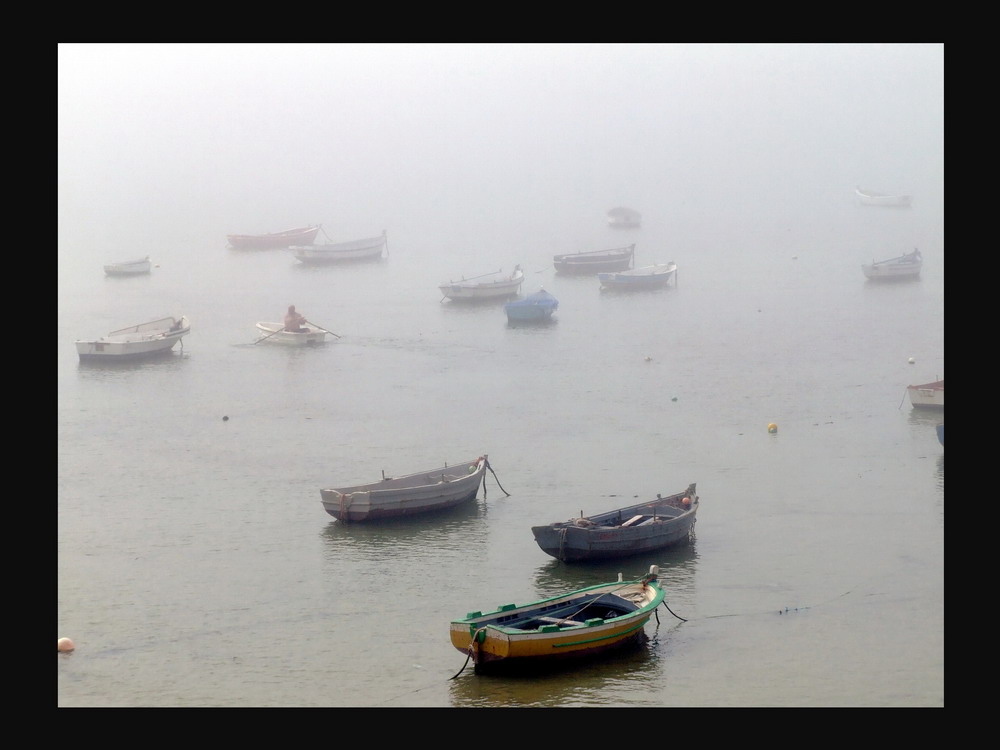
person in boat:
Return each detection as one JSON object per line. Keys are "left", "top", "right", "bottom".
{"left": 284, "top": 305, "right": 307, "bottom": 333}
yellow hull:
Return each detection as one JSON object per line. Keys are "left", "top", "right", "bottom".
{"left": 450, "top": 574, "right": 663, "bottom": 673}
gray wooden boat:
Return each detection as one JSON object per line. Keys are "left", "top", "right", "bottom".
{"left": 553, "top": 244, "right": 635, "bottom": 274}
{"left": 320, "top": 455, "right": 488, "bottom": 522}
{"left": 531, "top": 483, "right": 698, "bottom": 562}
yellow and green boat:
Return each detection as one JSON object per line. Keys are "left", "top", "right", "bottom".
{"left": 450, "top": 565, "right": 665, "bottom": 674}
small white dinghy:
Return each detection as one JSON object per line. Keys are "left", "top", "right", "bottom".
{"left": 862, "top": 249, "right": 922, "bottom": 280}
{"left": 104, "top": 256, "right": 152, "bottom": 276}
{"left": 255, "top": 322, "right": 329, "bottom": 346}
{"left": 76, "top": 316, "right": 190, "bottom": 360}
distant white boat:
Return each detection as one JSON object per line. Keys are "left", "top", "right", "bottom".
{"left": 104, "top": 256, "right": 151, "bottom": 276}
{"left": 862, "top": 248, "right": 922, "bottom": 280}
{"left": 76, "top": 315, "right": 189, "bottom": 360}
{"left": 855, "top": 187, "right": 912, "bottom": 207}
{"left": 291, "top": 231, "right": 387, "bottom": 264}
{"left": 598, "top": 262, "right": 677, "bottom": 290}
{"left": 607, "top": 206, "right": 641, "bottom": 228}
{"left": 439, "top": 266, "right": 524, "bottom": 301}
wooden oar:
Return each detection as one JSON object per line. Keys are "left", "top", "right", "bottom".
{"left": 253, "top": 325, "right": 289, "bottom": 344}
{"left": 305, "top": 320, "right": 341, "bottom": 338}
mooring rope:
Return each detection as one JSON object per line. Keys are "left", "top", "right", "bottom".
{"left": 485, "top": 458, "right": 511, "bottom": 496}
{"left": 660, "top": 599, "right": 687, "bottom": 622}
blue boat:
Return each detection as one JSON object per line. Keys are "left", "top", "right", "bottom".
{"left": 504, "top": 289, "right": 559, "bottom": 323}
{"left": 936, "top": 423, "right": 944, "bottom": 447}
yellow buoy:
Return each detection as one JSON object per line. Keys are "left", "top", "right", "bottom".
{"left": 768, "top": 423, "right": 778, "bottom": 434}
{"left": 58, "top": 637, "right": 75, "bottom": 652}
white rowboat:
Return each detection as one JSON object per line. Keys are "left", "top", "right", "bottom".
{"left": 598, "top": 262, "right": 677, "bottom": 290}
{"left": 76, "top": 316, "right": 189, "bottom": 360}
{"left": 855, "top": 187, "right": 912, "bottom": 207}
{"left": 291, "top": 231, "right": 387, "bottom": 263}
{"left": 862, "top": 249, "right": 922, "bottom": 280}
{"left": 439, "top": 266, "right": 524, "bottom": 301}
{"left": 104, "top": 256, "right": 151, "bottom": 276}
{"left": 255, "top": 322, "right": 329, "bottom": 346}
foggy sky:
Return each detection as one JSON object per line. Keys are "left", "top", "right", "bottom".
{"left": 58, "top": 43, "right": 943, "bottom": 250}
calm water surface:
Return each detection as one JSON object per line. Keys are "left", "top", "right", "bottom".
{"left": 57, "top": 186, "right": 943, "bottom": 706}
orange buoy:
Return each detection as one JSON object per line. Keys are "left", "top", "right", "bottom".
{"left": 58, "top": 637, "right": 75, "bottom": 653}
{"left": 681, "top": 496, "right": 691, "bottom": 506}
{"left": 768, "top": 423, "right": 778, "bottom": 434}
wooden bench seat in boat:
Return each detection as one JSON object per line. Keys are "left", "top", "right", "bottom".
{"left": 620, "top": 515, "right": 648, "bottom": 527}
{"left": 536, "top": 615, "right": 585, "bottom": 627}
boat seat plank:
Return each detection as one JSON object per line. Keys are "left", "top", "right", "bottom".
{"left": 620, "top": 515, "right": 647, "bottom": 527}
{"left": 536, "top": 615, "right": 585, "bottom": 627}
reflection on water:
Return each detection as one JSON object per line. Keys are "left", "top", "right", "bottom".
{"left": 531, "top": 537, "right": 699, "bottom": 600}
{"left": 505, "top": 317, "right": 559, "bottom": 330}
{"left": 907, "top": 408, "right": 944, "bottom": 427}
{"left": 291, "top": 258, "right": 387, "bottom": 273}
{"left": 320, "top": 499, "right": 490, "bottom": 563}
{"left": 447, "top": 608, "right": 683, "bottom": 707}
{"left": 75, "top": 350, "right": 189, "bottom": 375}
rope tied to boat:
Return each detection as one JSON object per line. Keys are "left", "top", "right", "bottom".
{"left": 658, "top": 599, "right": 687, "bottom": 623}
{"left": 484, "top": 458, "right": 511, "bottom": 497}
{"left": 450, "top": 625, "right": 488, "bottom": 679}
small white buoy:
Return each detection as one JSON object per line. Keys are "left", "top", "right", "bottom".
{"left": 644, "top": 355, "right": 652, "bottom": 362}
{"left": 58, "top": 637, "right": 75, "bottom": 653}
{"left": 908, "top": 357, "right": 915, "bottom": 364}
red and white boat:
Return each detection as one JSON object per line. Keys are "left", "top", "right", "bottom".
{"left": 907, "top": 379, "right": 944, "bottom": 409}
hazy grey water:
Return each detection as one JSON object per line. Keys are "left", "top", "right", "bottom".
{"left": 57, "top": 188, "right": 942, "bottom": 707}
{"left": 58, "top": 44, "right": 942, "bottom": 707}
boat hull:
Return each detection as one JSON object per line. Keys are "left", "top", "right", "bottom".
{"left": 76, "top": 316, "right": 190, "bottom": 360}
{"left": 907, "top": 380, "right": 944, "bottom": 409}
{"left": 936, "top": 423, "right": 944, "bottom": 447}
{"left": 505, "top": 306, "right": 556, "bottom": 321}
{"left": 862, "top": 262, "right": 921, "bottom": 279}
{"left": 554, "top": 245, "right": 635, "bottom": 275}
{"left": 450, "top": 574, "right": 664, "bottom": 673}
{"left": 228, "top": 226, "right": 320, "bottom": 249}
{"left": 532, "top": 486, "right": 698, "bottom": 562}
{"left": 104, "top": 257, "right": 151, "bottom": 276}
{"left": 291, "top": 233, "right": 386, "bottom": 263}
{"left": 321, "top": 456, "right": 487, "bottom": 522}
{"left": 504, "top": 290, "right": 558, "bottom": 321}
{"left": 439, "top": 270, "right": 524, "bottom": 301}
{"left": 862, "top": 250, "right": 922, "bottom": 280}
{"left": 598, "top": 263, "right": 676, "bottom": 289}
{"left": 856, "top": 188, "right": 912, "bottom": 207}
{"left": 606, "top": 207, "right": 642, "bottom": 228}
{"left": 255, "top": 323, "right": 328, "bottom": 346}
